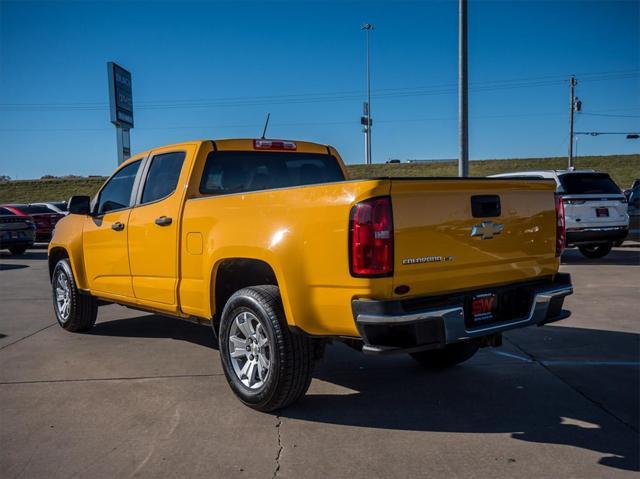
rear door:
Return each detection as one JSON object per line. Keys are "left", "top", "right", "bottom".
{"left": 390, "top": 178, "right": 559, "bottom": 297}
{"left": 127, "top": 145, "right": 193, "bottom": 308}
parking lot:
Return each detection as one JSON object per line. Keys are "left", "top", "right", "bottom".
{"left": 1, "top": 246, "right": 638, "bottom": 478}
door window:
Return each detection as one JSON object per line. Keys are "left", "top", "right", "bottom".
{"left": 95, "top": 160, "right": 141, "bottom": 214}
{"left": 141, "top": 152, "right": 186, "bottom": 204}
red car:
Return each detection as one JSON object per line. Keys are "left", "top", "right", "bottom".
{"left": 1, "top": 204, "right": 64, "bottom": 242}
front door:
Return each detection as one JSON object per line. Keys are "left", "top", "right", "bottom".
{"left": 127, "top": 147, "right": 191, "bottom": 308}
{"left": 83, "top": 159, "right": 142, "bottom": 298}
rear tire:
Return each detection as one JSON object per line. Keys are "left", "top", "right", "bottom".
{"left": 52, "top": 258, "right": 97, "bottom": 332}
{"left": 219, "top": 285, "right": 314, "bottom": 412}
{"left": 9, "top": 246, "right": 27, "bottom": 255}
{"left": 410, "top": 340, "right": 480, "bottom": 369}
{"left": 578, "top": 242, "right": 612, "bottom": 259}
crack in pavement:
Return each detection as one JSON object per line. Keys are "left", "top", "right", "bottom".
{"left": 0, "top": 373, "right": 226, "bottom": 385}
{"left": 504, "top": 335, "right": 638, "bottom": 433}
{"left": 272, "top": 415, "right": 283, "bottom": 479}
{"left": 0, "top": 323, "right": 57, "bottom": 351}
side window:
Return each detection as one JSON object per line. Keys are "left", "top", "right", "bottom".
{"left": 95, "top": 160, "right": 141, "bottom": 214}
{"left": 141, "top": 152, "right": 185, "bottom": 204}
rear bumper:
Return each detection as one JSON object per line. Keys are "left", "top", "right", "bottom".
{"left": 566, "top": 226, "right": 628, "bottom": 245}
{"left": 352, "top": 274, "right": 573, "bottom": 355}
{"left": 1, "top": 230, "right": 35, "bottom": 247}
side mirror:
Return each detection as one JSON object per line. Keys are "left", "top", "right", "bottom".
{"left": 68, "top": 195, "right": 91, "bottom": 215}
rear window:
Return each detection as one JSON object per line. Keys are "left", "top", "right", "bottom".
{"left": 0, "top": 207, "right": 15, "bottom": 215}
{"left": 18, "top": 205, "right": 55, "bottom": 214}
{"left": 199, "top": 151, "right": 345, "bottom": 195}
{"left": 558, "top": 173, "right": 621, "bottom": 195}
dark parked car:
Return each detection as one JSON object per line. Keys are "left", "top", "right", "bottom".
{"left": 0, "top": 206, "right": 35, "bottom": 255}
{"left": 0, "top": 204, "right": 64, "bottom": 242}
{"left": 625, "top": 184, "right": 640, "bottom": 242}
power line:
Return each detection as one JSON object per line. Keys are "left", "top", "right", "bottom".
{"left": 580, "top": 112, "right": 640, "bottom": 118}
{"left": 1, "top": 70, "right": 637, "bottom": 112}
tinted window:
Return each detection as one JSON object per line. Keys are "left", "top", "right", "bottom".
{"left": 19, "top": 205, "right": 54, "bottom": 214}
{"left": 141, "top": 152, "right": 185, "bottom": 204}
{"left": 559, "top": 173, "right": 621, "bottom": 195}
{"left": 199, "top": 151, "right": 345, "bottom": 195}
{"left": 0, "top": 207, "right": 15, "bottom": 215}
{"left": 96, "top": 160, "right": 141, "bottom": 214}
{"left": 51, "top": 202, "right": 67, "bottom": 211}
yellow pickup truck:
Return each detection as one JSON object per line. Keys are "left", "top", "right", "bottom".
{"left": 48, "top": 138, "right": 573, "bottom": 411}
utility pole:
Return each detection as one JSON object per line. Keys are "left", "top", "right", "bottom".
{"left": 568, "top": 75, "right": 578, "bottom": 169}
{"left": 458, "top": 0, "right": 469, "bottom": 177}
{"left": 361, "top": 23, "right": 374, "bottom": 165}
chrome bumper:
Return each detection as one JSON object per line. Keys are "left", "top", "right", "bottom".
{"left": 353, "top": 274, "right": 573, "bottom": 355}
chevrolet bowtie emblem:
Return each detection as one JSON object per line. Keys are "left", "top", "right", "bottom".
{"left": 471, "top": 221, "right": 504, "bottom": 240}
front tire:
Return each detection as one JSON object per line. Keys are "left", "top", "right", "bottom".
{"left": 9, "top": 245, "right": 27, "bottom": 255}
{"left": 410, "top": 340, "right": 480, "bottom": 369}
{"left": 219, "top": 285, "right": 314, "bottom": 412}
{"left": 52, "top": 258, "right": 97, "bottom": 332}
{"left": 578, "top": 242, "right": 612, "bottom": 259}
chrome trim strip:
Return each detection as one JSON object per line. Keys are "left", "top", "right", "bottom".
{"left": 566, "top": 226, "right": 627, "bottom": 232}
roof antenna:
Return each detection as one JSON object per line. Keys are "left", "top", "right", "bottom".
{"left": 261, "top": 113, "right": 270, "bottom": 139}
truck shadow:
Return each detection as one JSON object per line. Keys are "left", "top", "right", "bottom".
{"left": 88, "top": 315, "right": 639, "bottom": 472}
{"left": 286, "top": 326, "right": 640, "bottom": 473}
{"left": 562, "top": 248, "right": 640, "bottom": 266}
{"left": 90, "top": 314, "right": 218, "bottom": 350}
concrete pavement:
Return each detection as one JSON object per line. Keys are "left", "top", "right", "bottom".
{"left": 1, "top": 247, "right": 638, "bottom": 477}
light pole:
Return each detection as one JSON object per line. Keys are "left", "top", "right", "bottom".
{"left": 458, "top": 0, "right": 469, "bottom": 177}
{"left": 361, "top": 23, "right": 374, "bottom": 165}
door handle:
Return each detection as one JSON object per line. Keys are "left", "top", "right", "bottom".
{"left": 111, "top": 222, "right": 125, "bottom": 231}
{"left": 155, "top": 216, "right": 173, "bottom": 226}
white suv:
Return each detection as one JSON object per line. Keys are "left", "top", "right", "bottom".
{"left": 491, "top": 170, "right": 629, "bottom": 258}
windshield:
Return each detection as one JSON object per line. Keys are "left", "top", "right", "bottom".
{"left": 559, "top": 173, "right": 621, "bottom": 195}
{"left": 199, "top": 151, "right": 345, "bottom": 195}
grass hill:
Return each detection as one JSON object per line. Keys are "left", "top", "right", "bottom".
{"left": 1, "top": 154, "right": 637, "bottom": 204}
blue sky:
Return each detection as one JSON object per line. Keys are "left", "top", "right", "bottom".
{"left": 1, "top": 0, "right": 638, "bottom": 179}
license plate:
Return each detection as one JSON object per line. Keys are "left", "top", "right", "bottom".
{"left": 596, "top": 207, "right": 609, "bottom": 217}
{"left": 471, "top": 293, "right": 498, "bottom": 323}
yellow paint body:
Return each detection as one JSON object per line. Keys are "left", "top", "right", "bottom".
{"left": 49, "top": 139, "right": 560, "bottom": 337}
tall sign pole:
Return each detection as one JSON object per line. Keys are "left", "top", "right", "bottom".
{"left": 458, "top": 0, "right": 469, "bottom": 177}
{"left": 108, "top": 62, "right": 134, "bottom": 165}
{"left": 568, "top": 76, "right": 577, "bottom": 169}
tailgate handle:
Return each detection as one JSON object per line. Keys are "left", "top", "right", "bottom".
{"left": 471, "top": 195, "right": 501, "bottom": 218}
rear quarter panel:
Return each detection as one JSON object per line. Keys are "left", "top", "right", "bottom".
{"left": 179, "top": 179, "right": 391, "bottom": 337}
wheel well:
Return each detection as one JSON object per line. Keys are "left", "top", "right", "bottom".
{"left": 213, "top": 258, "right": 278, "bottom": 319}
{"left": 48, "top": 247, "right": 69, "bottom": 279}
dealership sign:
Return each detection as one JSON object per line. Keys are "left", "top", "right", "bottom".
{"left": 108, "top": 62, "right": 134, "bottom": 128}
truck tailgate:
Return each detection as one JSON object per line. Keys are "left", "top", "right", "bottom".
{"left": 390, "top": 178, "right": 559, "bottom": 297}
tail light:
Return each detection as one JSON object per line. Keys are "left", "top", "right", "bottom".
{"left": 555, "top": 195, "right": 566, "bottom": 257}
{"left": 349, "top": 196, "right": 394, "bottom": 277}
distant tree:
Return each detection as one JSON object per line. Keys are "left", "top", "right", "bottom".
{"left": 41, "top": 174, "right": 58, "bottom": 179}
{"left": 0, "top": 175, "right": 11, "bottom": 182}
